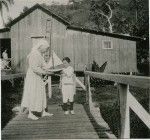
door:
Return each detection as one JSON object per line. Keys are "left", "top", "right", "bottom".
{"left": 0, "top": 39, "right": 11, "bottom": 58}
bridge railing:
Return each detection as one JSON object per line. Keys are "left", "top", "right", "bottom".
{"left": 1, "top": 73, "right": 25, "bottom": 87}
{"left": 84, "top": 70, "right": 150, "bottom": 138}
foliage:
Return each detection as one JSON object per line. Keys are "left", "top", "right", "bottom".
{"left": 0, "top": 0, "right": 14, "bottom": 26}
{"left": 6, "top": 16, "right": 12, "bottom": 24}
{"left": 0, "top": 0, "right": 14, "bottom": 11}
{"left": 23, "top": 6, "right": 29, "bottom": 13}
{"left": 92, "top": 85, "right": 149, "bottom": 138}
{"left": 90, "top": 61, "right": 114, "bottom": 87}
{"left": 41, "top": 0, "right": 149, "bottom": 37}
{"left": 89, "top": 0, "right": 120, "bottom": 32}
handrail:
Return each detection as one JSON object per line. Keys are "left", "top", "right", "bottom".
{"left": 1, "top": 73, "right": 25, "bottom": 81}
{"left": 84, "top": 70, "right": 150, "bottom": 139}
{"left": 85, "top": 71, "right": 150, "bottom": 88}
{"left": 1, "top": 73, "right": 25, "bottom": 87}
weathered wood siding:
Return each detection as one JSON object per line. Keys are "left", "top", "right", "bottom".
{"left": 11, "top": 9, "right": 66, "bottom": 73}
{"left": 64, "top": 30, "right": 137, "bottom": 73}
{"left": 0, "top": 31, "right": 10, "bottom": 38}
{"left": 11, "top": 8, "right": 137, "bottom": 73}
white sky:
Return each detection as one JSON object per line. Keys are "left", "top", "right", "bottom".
{"left": 3, "top": 0, "right": 69, "bottom": 22}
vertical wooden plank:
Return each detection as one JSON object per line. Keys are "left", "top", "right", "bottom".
{"left": 110, "top": 38, "right": 117, "bottom": 73}
{"left": 97, "top": 35, "right": 103, "bottom": 70}
{"left": 85, "top": 74, "right": 90, "bottom": 105}
{"left": 118, "top": 39, "right": 122, "bottom": 73}
{"left": 118, "top": 84, "right": 130, "bottom": 138}
{"left": 82, "top": 33, "right": 89, "bottom": 70}
{"left": 88, "top": 34, "right": 92, "bottom": 69}
{"left": 129, "top": 41, "right": 137, "bottom": 72}
{"left": 147, "top": 87, "right": 150, "bottom": 132}
{"left": 0, "top": 31, "right": 10, "bottom": 38}
{"left": 114, "top": 38, "right": 120, "bottom": 73}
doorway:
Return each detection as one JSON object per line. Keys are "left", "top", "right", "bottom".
{"left": 0, "top": 39, "right": 11, "bottom": 58}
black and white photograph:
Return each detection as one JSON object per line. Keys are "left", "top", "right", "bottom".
{"left": 0, "top": 0, "right": 149, "bottom": 139}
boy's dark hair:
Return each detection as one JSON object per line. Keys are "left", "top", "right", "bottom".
{"left": 62, "top": 57, "right": 71, "bottom": 63}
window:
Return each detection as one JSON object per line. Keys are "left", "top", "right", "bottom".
{"left": 102, "top": 40, "right": 113, "bottom": 49}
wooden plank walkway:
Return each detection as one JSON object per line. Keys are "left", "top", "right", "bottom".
{"left": 2, "top": 104, "right": 114, "bottom": 139}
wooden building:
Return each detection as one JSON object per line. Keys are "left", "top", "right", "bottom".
{"left": 0, "top": 4, "right": 143, "bottom": 73}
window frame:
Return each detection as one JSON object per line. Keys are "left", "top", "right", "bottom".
{"left": 102, "top": 40, "right": 113, "bottom": 50}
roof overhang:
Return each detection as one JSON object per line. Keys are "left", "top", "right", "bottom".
{"left": 67, "top": 26, "right": 145, "bottom": 42}
{"left": 0, "top": 28, "right": 10, "bottom": 33}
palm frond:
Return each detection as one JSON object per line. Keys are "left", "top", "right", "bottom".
{"left": 5, "top": 0, "right": 14, "bottom": 5}
{"left": 2, "top": 1, "right": 9, "bottom": 11}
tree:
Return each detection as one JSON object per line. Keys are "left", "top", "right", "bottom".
{"left": 90, "top": 0, "right": 119, "bottom": 33}
{"left": 0, "top": 0, "right": 14, "bottom": 28}
{"left": 6, "top": 16, "right": 12, "bottom": 24}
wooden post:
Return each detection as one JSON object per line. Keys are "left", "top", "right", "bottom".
{"left": 148, "top": 87, "right": 150, "bottom": 138}
{"left": 87, "top": 75, "right": 93, "bottom": 112}
{"left": 85, "top": 74, "right": 89, "bottom": 105}
{"left": 148, "top": 88, "right": 150, "bottom": 113}
{"left": 84, "top": 65, "right": 87, "bottom": 85}
{"left": 84, "top": 65, "right": 89, "bottom": 104}
{"left": 118, "top": 84, "right": 130, "bottom": 138}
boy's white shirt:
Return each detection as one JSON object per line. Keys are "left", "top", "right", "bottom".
{"left": 62, "top": 66, "right": 75, "bottom": 84}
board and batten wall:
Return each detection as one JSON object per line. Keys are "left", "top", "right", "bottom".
{"left": 10, "top": 9, "right": 66, "bottom": 73}
{"left": 62, "top": 29, "right": 137, "bottom": 73}
{"left": 10, "top": 8, "right": 137, "bottom": 73}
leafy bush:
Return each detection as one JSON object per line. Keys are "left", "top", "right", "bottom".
{"left": 90, "top": 61, "right": 114, "bottom": 87}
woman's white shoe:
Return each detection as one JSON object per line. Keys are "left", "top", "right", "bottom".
{"left": 28, "top": 113, "right": 39, "bottom": 120}
{"left": 42, "top": 111, "right": 53, "bottom": 117}
{"left": 64, "top": 111, "right": 69, "bottom": 115}
{"left": 70, "top": 110, "right": 75, "bottom": 115}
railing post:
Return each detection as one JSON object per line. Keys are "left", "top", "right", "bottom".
{"left": 149, "top": 87, "right": 150, "bottom": 113}
{"left": 84, "top": 65, "right": 89, "bottom": 105}
{"left": 118, "top": 84, "right": 130, "bottom": 139}
{"left": 148, "top": 87, "right": 150, "bottom": 138}
{"left": 85, "top": 74, "right": 89, "bottom": 105}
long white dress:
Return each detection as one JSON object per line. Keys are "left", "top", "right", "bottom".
{"left": 21, "top": 50, "right": 47, "bottom": 112}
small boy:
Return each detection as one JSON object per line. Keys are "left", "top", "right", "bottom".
{"left": 60, "top": 57, "right": 76, "bottom": 115}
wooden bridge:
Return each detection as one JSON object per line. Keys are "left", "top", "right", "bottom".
{"left": 1, "top": 71, "right": 150, "bottom": 139}
{"left": 2, "top": 103, "right": 115, "bottom": 139}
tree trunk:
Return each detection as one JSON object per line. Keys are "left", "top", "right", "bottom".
{"left": 108, "top": 18, "right": 113, "bottom": 33}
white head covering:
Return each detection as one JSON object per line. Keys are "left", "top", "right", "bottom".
{"left": 32, "top": 39, "right": 49, "bottom": 52}
{"left": 28, "top": 39, "right": 49, "bottom": 58}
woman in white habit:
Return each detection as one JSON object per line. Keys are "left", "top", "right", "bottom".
{"left": 21, "top": 39, "right": 53, "bottom": 120}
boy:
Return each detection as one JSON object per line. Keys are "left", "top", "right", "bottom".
{"left": 60, "top": 57, "right": 76, "bottom": 115}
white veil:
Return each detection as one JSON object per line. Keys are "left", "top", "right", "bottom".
{"left": 27, "top": 39, "right": 49, "bottom": 59}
